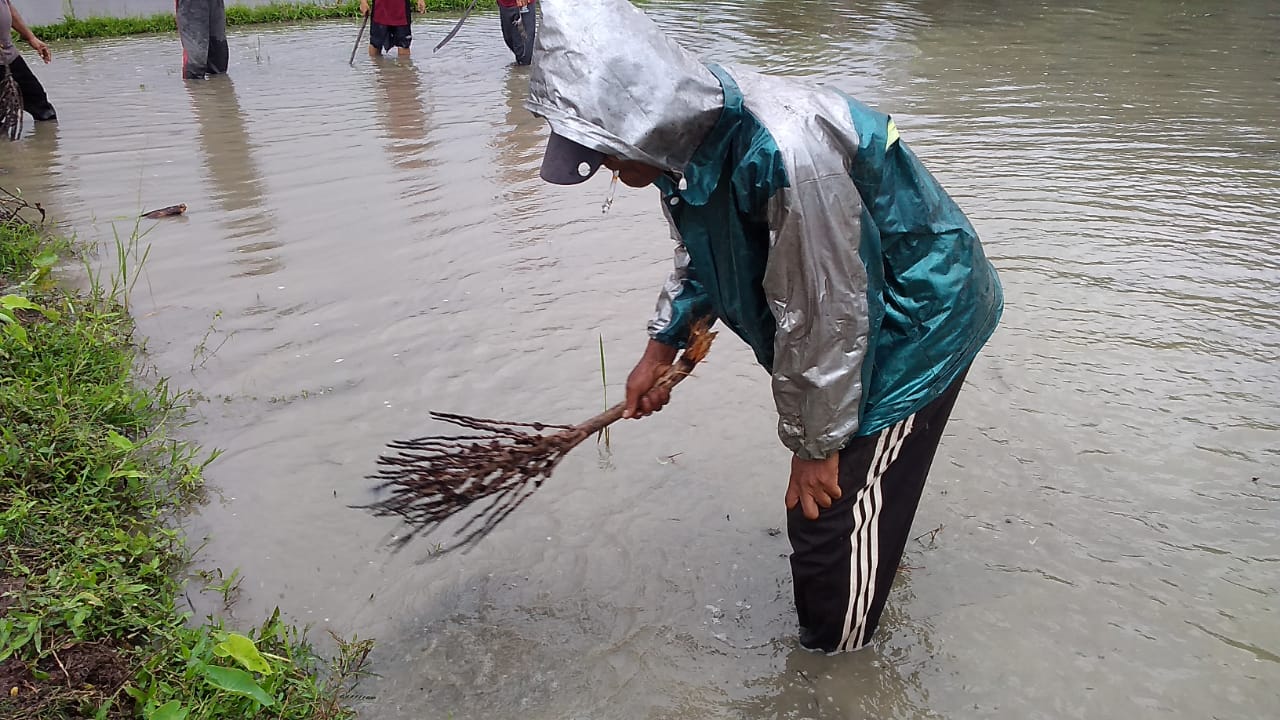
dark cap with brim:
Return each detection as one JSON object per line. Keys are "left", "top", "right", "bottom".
{"left": 539, "top": 132, "right": 606, "bottom": 185}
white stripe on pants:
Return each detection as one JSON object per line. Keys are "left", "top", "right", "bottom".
{"left": 837, "top": 413, "right": 915, "bottom": 652}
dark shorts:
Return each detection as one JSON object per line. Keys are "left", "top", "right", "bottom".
{"left": 370, "top": 22, "right": 412, "bottom": 50}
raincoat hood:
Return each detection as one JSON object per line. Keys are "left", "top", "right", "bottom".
{"left": 526, "top": 0, "right": 726, "bottom": 175}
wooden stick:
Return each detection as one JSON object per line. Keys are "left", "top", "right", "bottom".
{"left": 350, "top": 1, "right": 373, "bottom": 66}
{"left": 361, "top": 321, "right": 718, "bottom": 553}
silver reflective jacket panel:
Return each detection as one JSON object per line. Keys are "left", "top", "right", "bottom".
{"left": 650, "top": 65, "right": 878, "bottom": 460}
{"left": 738, "top": 69, "right": 875, "bottom": 460}
{"left": 525, "top": 0, "right": 724, "bottom": 174}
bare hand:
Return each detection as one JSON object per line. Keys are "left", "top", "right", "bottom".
{"left": 786, "top": 454, "right": 841, "bottom": 520}
{"left": 359, "top": 0, "right": 370, "bottom": 16}
{"left": 416, "top": 0, "right": 426, "bottom": 13}
{"left": 623, "top": 340, "right": 678, "bottom": 419}
{"left": 31, "top": 39, "right": 51, "bottom": 64}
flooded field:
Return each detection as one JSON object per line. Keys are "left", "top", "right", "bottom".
{"left": 3, "top": 0, "right": 1278, "bottom": 718}
{"left": 23, "top": 0, "right": 281, "bottom": 25}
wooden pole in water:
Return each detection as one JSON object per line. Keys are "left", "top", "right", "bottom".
{"left": 350, "top": 0, "right": 373, "bottom": 66}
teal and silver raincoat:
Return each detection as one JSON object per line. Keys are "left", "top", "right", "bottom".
{"left": 527, "top": 0, "right": 1004, "bottom": 460}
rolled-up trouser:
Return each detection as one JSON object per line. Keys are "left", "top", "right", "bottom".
{"left": 499, "top": 5, "right": 536, "bottom": 66}
{"left": 787, "top": 367, "right": 969, "bottom": 653}
{"left": 177, "top": 0, "right": 228, "bottom": 79}
{"left": 5, "top": 56, "right": 56, "bottom": 121}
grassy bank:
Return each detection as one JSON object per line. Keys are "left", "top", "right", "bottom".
{"left": 33, "top": 0, "right": 495, "bottom": 41}
{"left": 0, "top": 205, "right": 372, "bottom": 718}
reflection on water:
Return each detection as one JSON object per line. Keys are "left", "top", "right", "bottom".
{"left": 494, "top": 66, "right": 544, "bottom": 184}
{"left": 186, "top": 77, "right": 279, "bottom": 276}
{"left": 4, "top": 1, "right": 1279, "bottom": 718}
{"left": 729, "top": 583, "right": 941, "bottom": 720}
{"left": 372, "top": 59, "right": 433, "bottom": 172}
{"left": 1, "top": 120, "right": 60, "bottom": 200}
{"left": 491, "top": 65, "right": 549, "bottom": 236}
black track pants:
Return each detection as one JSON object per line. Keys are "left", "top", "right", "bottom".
{"left": 787, "top": 369, "right": 968, "bottom": 653}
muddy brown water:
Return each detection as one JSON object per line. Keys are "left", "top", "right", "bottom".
{"left": 4, "top": 1, "right": 1278, "bottom": 718}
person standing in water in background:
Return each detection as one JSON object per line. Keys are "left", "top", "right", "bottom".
{"left": 1, "top": 0, "right": 56, "bottom": 122}
{"left": 361, "top": 0, "right": 428, "bottom": 58}
{"left": 176, "top": 0, "right": 229, "bottom": 80}
{"left": 498, "top": 0, "right": 537, "bottom": 66}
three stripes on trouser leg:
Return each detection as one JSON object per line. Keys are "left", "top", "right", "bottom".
{"left": 786, "top": 368, "right": 967, "bottom": 653}
{"left": 838, "top": 415, "right": 913, "bottom": 651}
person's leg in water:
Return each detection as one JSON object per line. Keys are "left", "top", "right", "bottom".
{"left": 176, "top": 0, "right": 212, "bottom": 79}
{"left": 7, "top": 56, "right": 55, "bottom": 121}
{"left": 786, "top": 368, "right": 969, "bottom": 653}
{"left": 500, "top": 4, "right": 536, "bottom": 65}
{"left": 513, "top": 3, "right": 536, "bottom": 65}
{"left": 397, "top": 24, "right": 411, "bottom": 58}
{"left": 397, "top": 0, "right": 422, "bottom": 57}
{"left": 392, "top": 6, "right": 413, "bottom": 59}
{"left": 368, "top": 13, "right": 387, "bottom": 57}
{"left": 207, "top": 0, "right": 228, "bottom": 74}
{"left": 499, "top": 5, "right": 519, "bottom": 61}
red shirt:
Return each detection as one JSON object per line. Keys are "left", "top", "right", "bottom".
{"left": 373, "top": 0, "right": 409, "bottom": 27}
{"left": 497, "top": 0, "right": 536, "bottom": 8}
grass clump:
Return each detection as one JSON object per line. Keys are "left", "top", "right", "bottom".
{"left": 0, "top": 216, "right": 373, "bottom": 719}
{"left": 33, "top": 0, "right": 495, "bottom": 41}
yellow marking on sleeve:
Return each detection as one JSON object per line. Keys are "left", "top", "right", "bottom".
{"left": 886, "top": 119, "right": 900, "bottom": 148}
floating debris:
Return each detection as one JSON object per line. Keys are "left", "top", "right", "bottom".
{"left": 140, "top": 203, "right": 187, "bottom": 219}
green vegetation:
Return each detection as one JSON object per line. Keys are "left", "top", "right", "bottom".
{"left": 32, "top": 1, "right": 496, "bottom": 42}
{"left": 0, "top": 211, "right": 372, "bottom": 718}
